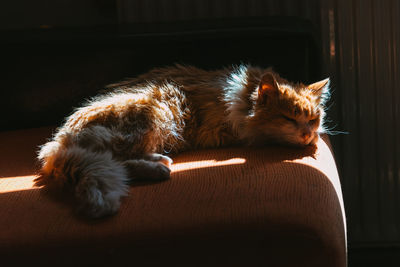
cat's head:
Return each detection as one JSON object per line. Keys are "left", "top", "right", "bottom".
{"left": 248, "top": 72, "right": 330, "bottom": 146}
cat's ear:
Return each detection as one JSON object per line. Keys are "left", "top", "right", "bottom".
{"left": 258, "top": 73, "right": 279, "bottom": 101}
{"left": 308, "top": 78, "right": 330, "bottom": 96}
{"left": 307, "top": 78, "right": 330, "bottom": 105}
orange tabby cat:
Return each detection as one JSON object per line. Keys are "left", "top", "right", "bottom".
{"left": 36, "top": 64, "right": 330, "bottom": 218}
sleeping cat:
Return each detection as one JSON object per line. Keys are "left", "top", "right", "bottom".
{"left": 35, "top": 64, "right": 330, "bottom": 218}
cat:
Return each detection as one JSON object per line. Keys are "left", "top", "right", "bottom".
{"left": 35, "top": 64, "right": 330, "bottom": 218}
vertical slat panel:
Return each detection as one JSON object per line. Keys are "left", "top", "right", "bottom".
{"left": 353, "top": 0, "right": 379, "bottom": 243}
{"left": 392, "top": 0, "right": 400, "bottom": 236}
{"left": 335, "top": 0, "right": 362, "bottom": 243}
{"left": 374, "top": 0, "right": 398, "bottom": 241}
{"left": 337, "top": 0, "right": 400, "bottom": 244}
{"left": 191, "top": 0, "right": 207, "bottom": 20}
{"left": 247, "top": 0, "right": 263, "bottom": 17}
{"left": 321, "top": 0, "right": 400, "bottom": 246}
{"left": 117, "top": 0, "right": 318, "bottom": 23}
{"left": 318, "top": 0, "right": 333, "bottom": 76}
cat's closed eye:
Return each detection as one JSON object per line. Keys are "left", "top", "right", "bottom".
{"left": 283, "top": 115, "right": 297, "bottom": 124}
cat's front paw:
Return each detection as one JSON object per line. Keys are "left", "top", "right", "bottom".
{"left": 153, "top": 162, "right": 171, "bottom": 180}
{"left": 124, "top": 159, "right": 171, "bottom": 181}
{"left": 144, "top": 153, "right": 173, "bottom": 168}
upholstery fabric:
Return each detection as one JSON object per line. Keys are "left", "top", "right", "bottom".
{"left": 0, "top": 127, "right": 346, "bottom": 266}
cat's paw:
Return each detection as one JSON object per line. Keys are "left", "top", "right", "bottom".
{"left": 158, "top": 155, "right": 173, "bottom": 168}
{"left": 152, "top": 162, "right": 171, "bottom": 180}
{"left": 124, "top": 159, "right": 171, "bottom": 181}
{"left": 309, "top": 134, "right": 319, "bottom": 146}
{"left": 144, "top": 153, "right": 173, "bottom": 168}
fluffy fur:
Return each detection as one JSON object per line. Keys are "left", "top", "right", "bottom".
{"left": 36, "top": 64, "right": 330, "bottom": 218}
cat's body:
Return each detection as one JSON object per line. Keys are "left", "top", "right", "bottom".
{"left": 36, "top": 64, "right": 330, "bottom": 218}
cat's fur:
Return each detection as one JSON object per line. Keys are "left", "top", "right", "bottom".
{"left": 35, "top": 64, "right": 330, "bottom": 218}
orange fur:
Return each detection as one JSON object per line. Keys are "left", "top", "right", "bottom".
{"left": 36, "top": 64, "right": 330, "bottom": 218}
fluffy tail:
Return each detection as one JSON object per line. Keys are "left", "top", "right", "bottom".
{"left": 36, "top": 141, "right": 129, "bottom": 218}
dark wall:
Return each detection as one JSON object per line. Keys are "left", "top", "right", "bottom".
{"left": 0, "top": 0, "right": 117, "bottom": 30}
{"left": 2, "top": 17, "right": 320, "bottom": 131}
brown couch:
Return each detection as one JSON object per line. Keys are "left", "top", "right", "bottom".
{"left": 0, "top": 126, "right": 346, "bottom": 266}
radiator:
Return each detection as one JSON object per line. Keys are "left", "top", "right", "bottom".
{"left": 322, "top": 0, "right": 400, "bottom": 246}
{"left": 116, "top": 0, "right": 400, "bottom": 247}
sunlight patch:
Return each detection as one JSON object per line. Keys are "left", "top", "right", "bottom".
{"left": 171, "top": 158, "right": 246, "bottom": 173}
{"left": 0, "top": 175, "right": 39, "bottom": 193}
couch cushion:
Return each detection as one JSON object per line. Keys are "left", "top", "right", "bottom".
{"left": 0, "top": 127, "right": 346, "bottom": 266}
